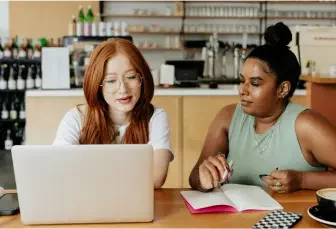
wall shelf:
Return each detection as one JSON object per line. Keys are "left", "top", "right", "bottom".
{"left": 106, "top": 0, "right": 336, "bottom": 4}
{"left": 267, "top": 1, "right": 336, "bottom": 4}
{"left": 0, "top": 58, "right": 41, "bottom": 65}
{"left": 0, "top": 120, "right": 26, "bottom": 124}
{"left": 185, "top": 16, "right": 262, "bottom": 19}
{"left": 0, "top": 90, "right": 26, "bottom": 93}
{"left": 101, "top": 14, "right": 182, "bottom": 18}
{"left": 129, "top": 31, "right": 180, "bottom": 35}
{"left": 130, "top": 31, "right": 262, "bottom": 35}
{"left": 266, "top": 16, "right": 336, "bottom": 20}
{"left": 138, "top": 48, "right": 182, "bottom": 51}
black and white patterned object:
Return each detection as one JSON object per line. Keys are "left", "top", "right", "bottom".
{"left": 253, "top": 210, "right": 302, "bottom": 229}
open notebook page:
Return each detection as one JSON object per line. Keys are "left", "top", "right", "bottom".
{"left": 180, "top": 190, "right": 236, "bottom": 210}
{"left": 222, "top": 184, "right": 283, "bottom": 212}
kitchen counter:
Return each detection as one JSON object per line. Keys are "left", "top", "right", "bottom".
{"left": 25, "top": 86, "right": 307, "bottom": 97}
{"left": 300, "top": 75, "right": 336, "bottom": 126}
{"left": 25, "top": 87, "right": 308, "bottom": 188}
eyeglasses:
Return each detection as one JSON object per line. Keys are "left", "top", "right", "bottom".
{"left": 101, "top": 73, "right": 142, "bottom": 93}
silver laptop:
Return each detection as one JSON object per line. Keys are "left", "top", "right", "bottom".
{"left": 11, "top": 144, "right": 154, "bottom": 225}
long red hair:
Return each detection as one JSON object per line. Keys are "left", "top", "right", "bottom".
{"left": 79, "top": 38, "right": 154, "bottom": 144}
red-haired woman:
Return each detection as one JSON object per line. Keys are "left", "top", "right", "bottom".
{"left": 53, "top": 38, "right": 173, "bottom": 189}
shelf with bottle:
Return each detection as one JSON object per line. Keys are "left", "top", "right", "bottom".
{"left": 103, "top": 0, "right": 336, "bottom": 4}
{"left": 0, "top": 92, "right": 26, "bottom": 151}
{"left": 101, "top": 14, "right": 182, "bottom": 18}
{"left": 0, "top": 95, "right": 26, "bottom": 122}
{"left": 0, "top": 119, "right": 26, "bottom": 124}
{"left": 138, "top": 47, "right": 182, "bottom": 51}
{"left": 266, "top": 1, "right": 335, "bottom": 4}
{"left": 105, "top": 0, "right": 265, "bottom": 3}
{"left": 186, "top": 0, "right": 336, "bottom": 4}
{"left": 62, "top": 35, "right": 133, "bottom": 47}
{"left": 0, "top": 89, "right": 25, "bottom": 93}
{"left": 68, "top": 5, "right": 133, "bottom": 39}
{"left": 101, "top": 13, "right": 262, "bottom": 20}
{"left": 0, "top": 63, "right": 42, "bottom": 91}
{"left": 0, "top": 37, "right": 42, "bottom": 60}
{"left": 266, "top": 16, "right": 336, "bottom": 20}
{"left": 128, "top": 31, "right": 263, "bottom": 36}
{"left": 185, "top": 15, "right": 263, "bottom": 19}
{"left": 0, "top": 58, "right": 41, "bottom": 65}
{"left": 0, "top": 122, "right": 25, "bottom": 151}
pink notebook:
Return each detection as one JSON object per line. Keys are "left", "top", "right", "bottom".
{"left": 180, "top": 184, "right": 283, "bottom": 214}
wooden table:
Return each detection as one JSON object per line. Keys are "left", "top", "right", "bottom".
{"left": 0, "top": 189, "right": 327, "bottom": 228}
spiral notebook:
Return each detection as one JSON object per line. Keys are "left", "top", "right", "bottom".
{"left": 181, "top": 184, "right": 283, "bottom": 213}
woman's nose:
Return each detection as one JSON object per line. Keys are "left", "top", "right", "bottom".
{"left": 239, "top": 82, "right": 248, "bottom": 96}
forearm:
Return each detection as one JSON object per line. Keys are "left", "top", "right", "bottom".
{"left": 189, "top": 166, "right": 201, "bottom": 191}
{"left": 301, "top": 171, "right": 336, "bottom": 190}
{"left": 189, "top": 164, "right": 214, "bottom": 192}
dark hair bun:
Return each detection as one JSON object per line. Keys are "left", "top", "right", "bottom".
{"left": 264, "top": 22, "right": 292, "bottom": 47}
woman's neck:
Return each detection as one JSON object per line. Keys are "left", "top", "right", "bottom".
{"left": 254, "top": 100, "right": 289, "bottom": 133}
{"left": 109, "top": 107, "right": 132, "bottom": 126}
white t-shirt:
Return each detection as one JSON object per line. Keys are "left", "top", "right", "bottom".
{"left": 53, "top": 106, "right": 173, "bottom": 158}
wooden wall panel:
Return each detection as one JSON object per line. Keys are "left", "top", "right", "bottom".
{"left": 182, "top": 96, "right": 240, "bottom": 188}
{"left": 9, "top": 1, "right": 99, "bottom": 38}
{"left": 26, "top": 96, "right": 85, "bottom": 145}
{"left": 152, "top": 96, "right": 183, "bottom": 188}
{"left": 26, "top": 95, "right": 182, "bottom": 188}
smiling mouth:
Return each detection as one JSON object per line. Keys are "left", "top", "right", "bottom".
{"left": 117, "top": 96, "right": 132, "bottom": 104}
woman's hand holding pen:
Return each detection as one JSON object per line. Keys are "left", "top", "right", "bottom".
{"left": 262, "top": 169, "right": 303, "bottom": 194}
{"left": 198, "top": 153, "right": 232, "bottom": 190}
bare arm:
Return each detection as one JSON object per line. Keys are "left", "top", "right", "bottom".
{"left": 189, "top": 104, "right": 237, "bottom": 190}
{"left": 296, "top": 110, "right": 336, "bottom": 190}
{"left": 153, "top": 149, "right": 173, "bottom": 189}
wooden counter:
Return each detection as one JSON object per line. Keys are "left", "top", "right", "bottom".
{"left": 0, "top": 189, "right": 325, "bottom": 228}
{"left": 300, "top": 75, "right": 336, "bottom": 127}
{"left": 300, "top": 75, "right": 336, "bottom": 84}
{"left": 25, "top": 88, "right": 309, "bottom": 188}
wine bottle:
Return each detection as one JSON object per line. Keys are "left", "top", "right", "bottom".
{"left": 17, "top": 65, "right": 25, "bottom": 90}
{"left": 10, "top": 99, "right": 17, "bottom": 120}
{"left": 0, "top": 66, "right": 7, "bottom": 90}
{"left": 19, "top": 101, "right": 25, "bottom": 120}
{"left": 26, "top": 67, "right": 34, "bottom": 89}
{"left": 8, "top": 67, "right": 16, "bottom": 90}
{"left": 34, "top": 67, "right": 42, "bottom": 89}
{"left": 1, "top": 100, "right": 9, "bottom": 120}
{"left": 4, "top": 129, "right": 13, "bottom": 150}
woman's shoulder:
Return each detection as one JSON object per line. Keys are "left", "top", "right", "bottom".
{"left": 150, "top": 106, "right": 168, "bottom": 123}
{"left": 63, "top": 105, "right": 86, "bottom": 126}
{"left": 216, "top": 103, "right": 239, "bottom": 128}
{"left": 296, "top": 108, "right": 333, "bottom": 133}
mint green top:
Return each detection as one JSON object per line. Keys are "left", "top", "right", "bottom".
{"left": 227, "top": 102, "right": 325, "bottom": 187}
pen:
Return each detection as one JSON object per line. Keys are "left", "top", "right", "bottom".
{"left": 214, "top": 153, "right": 233, "bottom": 192}
{"left": 217, "top": 152, "right": 233, "bottom": 181}
{"left": 259, "top": 167, "right": 279, "bottom": 180}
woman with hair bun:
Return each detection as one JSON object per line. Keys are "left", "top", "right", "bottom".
{"left": 189, "top": 22, "right": 336, "bottom": 194}
{"left": 53, "top": 38, "right": 173, "bottom": 189}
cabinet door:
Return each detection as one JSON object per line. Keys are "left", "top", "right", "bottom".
{"left": 152, "top": 96, "right": 183, "bottom": 188}
{"left": 26, "top": 96, "right": 85, "bottom": 145}
{"left": 291, "top": 95, "right": 310, "bottom": 108}
{"left": 182, "top": 96, "right": 240, "bottom": 188}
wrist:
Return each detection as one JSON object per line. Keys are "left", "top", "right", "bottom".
{"left": 299, "top": 171, "right": 306, "bottom": 190}
{"left": 195, "top": 166, "right": 214, "bottom": 192}
{"left": 197, "top": 178, "right": 214, "bottom": 192}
